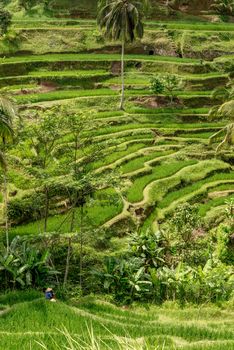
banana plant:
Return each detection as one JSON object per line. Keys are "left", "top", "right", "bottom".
{"left": 130, "top": 230, "right": 166, "bottom": 269}
{"left": 95, "top": 256, "right": 151, "bottom": 303}
{"left": 128, "top": 266, "right": 152, "bottom": 299}
{"left": 0, "top": 237, "right": 57, "bottom": 288}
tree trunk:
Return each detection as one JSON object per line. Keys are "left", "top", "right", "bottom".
{"left": 63, "top": 236, "right": 72, "bottom": 287}
{"left": 70, "top": 134, "right": 78, "bottom": 232}
{"left": 74, "top": 134, "right": 78, "bottom": 174}
{"left": 170, "top": 94, "right": 173, "bottom": 104}
{"left": 70, "top": 209, "right": 76, "bottom": 232}
{"left": 44, "top": 186, "right": 49, "bottom": 232}
{"left": 3, "top": 170, "right": 9, "bottom": 252}
{"left": 79, "top": 203, "right": 84, "bottom": 289}
{"left": 119, "top": 38, "right": 125, "bottom": 110}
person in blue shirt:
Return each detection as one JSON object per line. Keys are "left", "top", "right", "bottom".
{"left": 43, "top": 287, "right": 56, "bottom": 301}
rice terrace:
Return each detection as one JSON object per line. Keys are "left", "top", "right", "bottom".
{"left": 0, "top": 0, "right": 234, "bottom": 349}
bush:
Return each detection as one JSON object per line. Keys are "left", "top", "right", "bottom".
{"left": 19, "top": 0, "right": 41, "bottom": 10}
{"left": 0, "top": 7, "right": 11, "bottom": 35}
{"left": 8, "top": 193, "right": 45, "bottom": 224}
{"left": 212, "top": 0, "right": 234, "bottom": 16}
{"left": 0, "top": 236, "right": 56, "bottom": 289}
{"left": 95, "top": 221, "right": 234, "bottom": 304}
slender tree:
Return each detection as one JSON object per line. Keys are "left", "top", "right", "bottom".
{"left": 0, "top": 95, "right": 16, "bottom": 252}
{"left": 97, "top": 0, "right": 147, "bottom": 110}
{"left": 24, "top": 108, "right": 67, "bottom": 232}
{"left": 61, "top": 110, "right": 112, "bottom": 288}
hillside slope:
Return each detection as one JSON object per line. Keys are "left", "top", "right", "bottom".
{"left": 0, "top": 4, "right": 233, "bottom": 248}
{"left": 1, "top": 291, "right": 234, "bottom": 349}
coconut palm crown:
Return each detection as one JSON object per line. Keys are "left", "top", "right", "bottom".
{"left": 0, "top": 95, "right": 15, "bottom": 143}
{"left": 0, "top": 94, "right": 16, "bottom": 252}
{"left": 212, "top": 0, "right": 234, "bottom": 16}
{"left": 97, "top": 0, "right": 147, "bottom": 109}
{"left": 97, "top": 0, "right": 146, "bottom": 42}
{"left": 209, "top": 99, "right": 234, "bottom": 153}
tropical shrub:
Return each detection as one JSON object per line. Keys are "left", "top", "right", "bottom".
{"left": 94, "top": 256, "right": 152, "bottom": 304}
{"left": 95, "top": 210, "right": 234, "bottom": 304}
{"left": 0, "top": 237, "right": 56, "bottom": 289}
{"left": 154, "top": 259, "right": 234, "bottom": 303}
{"left": 169, "top": 203, "right": 201, "bottom": 243}
{"left": 8, "top": 193, "right": 46, "bottom": 224}
{"left": 0, "top": 7, "right": 12, "bottom": 35}
{"left": 130, "top": 230, "right": 166, "bottom": 269}
{"left": 212, "top": 0, "right": 234, "bottom": 16}
{"left": 150, "top": 74, "right": 183, "bottom": 103}
{"left": 19, "top": 0, "right": 43, "bottom": 10}
{"left": 97, "top": 256, "right": 234, "bottom": 304}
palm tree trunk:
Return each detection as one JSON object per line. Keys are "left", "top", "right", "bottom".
{"left": 63, "top": 236, "right": 72, "bottom": 287}
{"left": 119, "top": 38, "right": 125, "bottom": 110}
{"left": 3, "top": 170, "right": 9, "bottom": 252}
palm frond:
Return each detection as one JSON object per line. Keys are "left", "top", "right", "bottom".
{"left": 209, "top": 123, "right": 234, "bottom": 153}
{"left": 217, "top": 100, "right": 234, "bottom": 121}
{"left": 0, "top": 95, "right": 16, "bottom": 142}
{"left": 209, "top": 127, "right": 226, "bottom": 144}
{"left": 211, "top": 87, "right": 230, "bottom": 102}
{"left": 97, "top": 0, "right": 145, "bottom": 42}
{"left": 208, "top": 105, "right": 220, "bottom": 120}
{"left": 0, "top": 96, "right": 17, "bottom": 120}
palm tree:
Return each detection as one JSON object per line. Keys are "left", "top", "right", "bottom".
{"left": 211, "top": 86, "right": 233, "bottom": 104}
{"left": 0, "top": 94, "right": 16, "bottom": 252}
{"left": 97, "top": 0, "right": 147, "bottom": 110}
{"left": 209, "top": 99, "right": 234, "bottom": 153}
{"left": 212, "top": 0, "right": 234, "bottom": 16}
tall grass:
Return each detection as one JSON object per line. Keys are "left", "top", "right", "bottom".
{"left": 2, "top": 297, "right": 234, "bottom": 350}
{"left": 36, "top": 325, "right": 165, "bottom": 350}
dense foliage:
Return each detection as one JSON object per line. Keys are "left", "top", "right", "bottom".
{"left": 94, "top": 202, "right": 234, "bottom": 304}
{"left": 0, "top": 236, "right": 55, "bottom": 288}
{"left": 0, "top": 8, "right": 11, "bottom": 35}
{"left": 0, "top": 0, "right": 234, "bottom": 310}
{"left": 212, "top": 0, "right": 234, "bottom": 16}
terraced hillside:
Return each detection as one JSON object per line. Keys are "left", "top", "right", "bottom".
{"left": 0, "top": 17, "right": 233, "bottom": 240}
{"left": 5, "top": 0, "right": 216, "bottom": 19}
{"left": 1, "top": 291, "right": 234, "bottom": 350}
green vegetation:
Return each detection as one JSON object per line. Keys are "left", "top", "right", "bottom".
{"left": 2, "top": 294, "right": 234, "bottom": 350}
{"left": 0, "top": 1, "right": 234, "bottom": 347}
{"left": 0, "top": 8, "right": 12, "bottom": 34}
{"left": 97, "top": 0, "right": 147, "bottom": 109}
{"left": 126, "top": 160, "right": 196, "bottom": 203}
